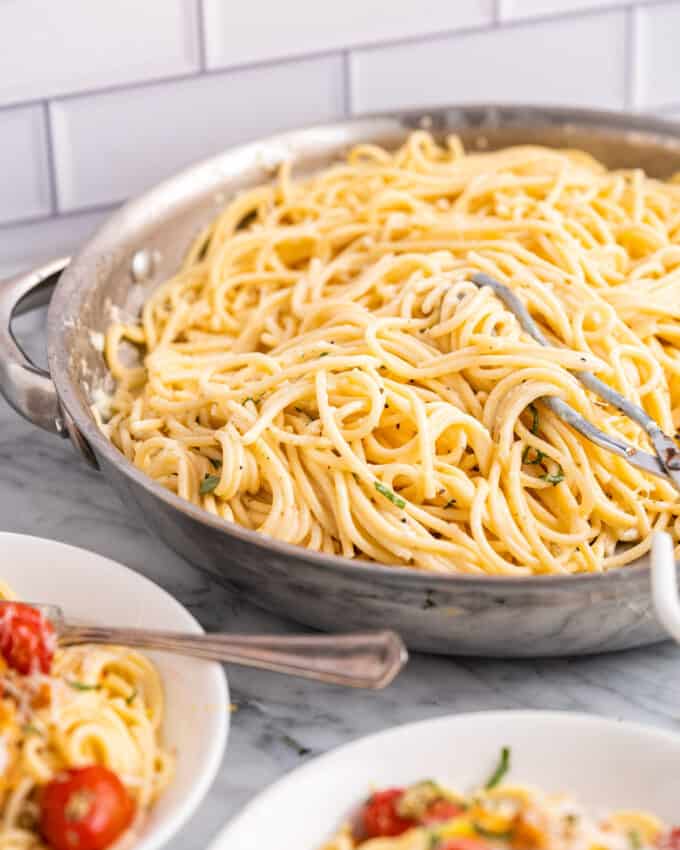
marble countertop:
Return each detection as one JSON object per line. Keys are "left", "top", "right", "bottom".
{"left": 4, "top": 296, "right": 680, "bottom": 850}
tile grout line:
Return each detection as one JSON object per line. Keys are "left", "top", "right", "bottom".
{"left": 0, "top": 202, "right": 118, "bottom": 233}
{"left": 627, "top": 5, "right": 641, "bottom": 111}
{"left": 41, "top": 101, "right": 60, "bottom": 216}
{"left": 342, "top": 51, "right": 352, "bottom": 117}
{"left": 494, "top": 0, "right": 508, "bottom": 24}
{"left": 2, "top": 47, "right": 345, "bottom": 113}
{"left": 0, "top": 1, "right": 646, "bottom": 116}
{"left": 195, "top": 0, "right": 208, "bottom": 71}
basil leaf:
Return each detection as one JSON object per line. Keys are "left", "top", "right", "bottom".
{"left": 522, "top": 446, "right": 545, "bottom": 465}
{"left": 200, "top": 475, "right": 220, "bottom": 495}
{"left": 484, "top": 746, "right": 510, "bottom": 789}
{"left": 529, "top": 403, "right": 539, "bottom": 434}
{"left": 66, "top": 680, "right": 99, "bottom": 691}
{"left": 474, "top": 823, "right": 513, "bottom": 840}
{"left": 542, "top": 466, "right": 565, "bottom": 485}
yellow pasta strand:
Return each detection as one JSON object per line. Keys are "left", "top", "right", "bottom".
{"left": 101, "top": 131, "right": 680, "bottom": 575}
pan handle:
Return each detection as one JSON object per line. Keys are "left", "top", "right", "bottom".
{"left": 0, "top": 257, "right": 99, "bottom": 469}
{"left": 650, "top": 531, "right": 680, "bottom": 642}
{"left": 0, "top": 257, "right": 71, "bottom": 436}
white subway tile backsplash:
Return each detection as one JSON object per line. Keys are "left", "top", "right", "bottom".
{"left": 0, "top": 0, "right": 199, "bottom": 108}
{"left": 202, "top": 0, "right": 493, "bottom": 70}
{"left": 0, "top": 210, "right": 113, "bottom": 277}
{"left": 0, "top": 106, "right": 51, "bottom": 225}
{"left": 50, "top": 56, "right": 344, "bottom": 212}
{"left": 350, "top": 11, "right": 626, "bottom": 114}
{"left": 0, "top": 0, "right": 678, "bottom": 260}
{"left": 500, "top": 0, "right": 651, "bottom": 19}
{"left": 636, "top": 4, "right": 680, "bottom": 109}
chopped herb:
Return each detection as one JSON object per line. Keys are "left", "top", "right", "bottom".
{"left": 444, "top": 498, "right": 457, "bottom": 508}
{"left": 200, "top": 474, "right": 220, "bottom": 494}
{"left": 522, "top": 446, "right": 545, "bottom": 465}
{"left": 319, "top": 352, "right": 329, "bottom": 357}
{"left": 529, "top": 403, "right": 539, "bottom": 435}
{"left": 66, "top": 680, "right": 99, "bottom": 691}
{"left": 484, "top": 746, "right": 510, "bottom": 789}
{"left": 542, "top": 466, "right": 565, "bottom": 485}
{"left": 22, "top": 723, "right": 42, "bottom": 736}
{"left": 428, "top": 836, "right": 441, "bottom": 850}
{"left": 628, "top": 830, "right": 642, "bottom": 850}
{"left": 126, "top": 688, "right": 138, "bottom": 705}
{"left": 474, "top": 823, "right": 513, "bottom": 840}
{"left": 374, "top": 481, "right": 406, "bottom": 509}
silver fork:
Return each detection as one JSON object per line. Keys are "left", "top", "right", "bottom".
{"left": 14, "top": 603, "right": 408, "bottom": 690}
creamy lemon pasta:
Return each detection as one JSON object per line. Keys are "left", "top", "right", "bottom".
{"left": 102, "top": 131, "right": 680, "bottom": 575}
{"left": 322, "top": 752, "right": 678, "bottom": 850}
{"left": 0, "top": 584, "right": 173, "bottom": 850}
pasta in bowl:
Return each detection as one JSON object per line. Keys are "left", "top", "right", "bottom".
{"left": 0, "top": 532, "right": 228, "bottom": 850}
{"left": 100, "top": 130, "right": 680, "bottom": 578}
{"left": 208, "top": 711, "right": 680, "bottom": 850}
{"left": 0, "top": 581, "right": 173, "bottom": 850}
{"left": 322, "top": 761, "right": 676, "bottom": 850}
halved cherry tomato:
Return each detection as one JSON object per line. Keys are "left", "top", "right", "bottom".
{"left": 660, "top": 828, "right": 680, "bottom": 849}
{"left": 361, "top": 788, "right": 415, "bottom": 838}
{"left": 438, "top": 840, "right": 491, "bottom": 850}
{"left": 0, "top": 602, "right": 55, "bottom": 675}
{"left": 421, "top": 799, "right": 465, "bottom": 824}
{"left": 40, "top": 766, "right": 135, "bottom": 850}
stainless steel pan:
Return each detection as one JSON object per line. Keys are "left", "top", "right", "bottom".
{"left": 2, "top": 104, "right": 679, "bottom": 657}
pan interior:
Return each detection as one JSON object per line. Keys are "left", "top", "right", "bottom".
{"left": 47, "top": 104, "right": 680, "bottom": 580}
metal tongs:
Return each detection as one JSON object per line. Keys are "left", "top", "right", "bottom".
{"left": 471, "top": 272, "right": 680, "bottom": 493}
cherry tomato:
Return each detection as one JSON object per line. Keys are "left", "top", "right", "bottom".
{"left": 421, "top": 799, "right": 465, "bottom": 824}
{"left": 438, "top": 840, "right": 491, "bottom": 850}
{"left": 660, "top": 828, "right": 680, "bottom": 849}
{"left": 361, "top": 788, "right": 415, "bottom": 838}
{"left": 40, "top": 766, "right": 135, "bottom": 850}
{"left": 0, "top": 602, "right": 55, "bottom": 675}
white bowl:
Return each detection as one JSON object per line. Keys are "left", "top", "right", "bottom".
{"left": 0, "top": 531, "right": 229, "bottom": 850}
{"left": 210, "top": 710, "right": 680, "bottom": 849}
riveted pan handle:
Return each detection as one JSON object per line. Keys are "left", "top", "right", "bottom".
{"left": 0, "top": 258, "right": 70, "bottom": 436}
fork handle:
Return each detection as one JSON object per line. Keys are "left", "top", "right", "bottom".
{"left": 59, "top": 626, "right": 408, "bottom": 690}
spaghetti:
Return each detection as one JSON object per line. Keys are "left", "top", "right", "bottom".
{"left": 320, "top": 765, "right": 675, "bottom": 849}
{"left": 102, "top": 131, "right": 680, "bottom": 575}
{"left": 0, "top": 584, "right": 173, "bottom": 849}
